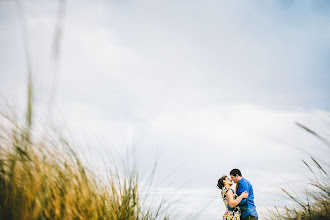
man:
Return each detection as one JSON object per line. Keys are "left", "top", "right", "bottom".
{"left": 229, "top": 169, "right": 258, "bottom": 220}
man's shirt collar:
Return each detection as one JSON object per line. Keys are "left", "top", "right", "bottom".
{"left": 238, "top": 177, "right": 245, "bottom": 184}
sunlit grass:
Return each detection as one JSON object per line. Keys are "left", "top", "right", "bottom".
{"left": 0, "top": 110, "right": 171, "bottom": 220}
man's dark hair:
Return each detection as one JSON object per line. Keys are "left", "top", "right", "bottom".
{"left": 217, "top": 175, "right": 227, "bottom": 189}
{"left": 230, "top": 169, "right": 242, "bottom": 177}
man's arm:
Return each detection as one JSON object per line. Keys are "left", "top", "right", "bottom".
{"left": 238, "top": 182, "right": 249, "bottom": 205}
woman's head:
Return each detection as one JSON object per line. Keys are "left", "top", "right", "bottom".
{"left": 217, "top": 175, "right": 233, "bottom": 189}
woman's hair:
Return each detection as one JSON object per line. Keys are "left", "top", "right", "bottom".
{"left": 217, "top": 175, "right": 227, "bottom": 189}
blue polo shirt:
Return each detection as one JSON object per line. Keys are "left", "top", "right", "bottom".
{"left": 231, "top": 178, "right": 258, "bottom": 218}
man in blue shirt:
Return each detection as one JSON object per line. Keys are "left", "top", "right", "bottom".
{"left": 229, "top": 169, "right": 258, "bottom": 220}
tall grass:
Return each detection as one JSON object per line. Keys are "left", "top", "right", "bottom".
{"left": 0, "top": 107, "right": 171, "bottom": 220}
{"left": 267, "top": 123, "right": 330, "bottom": 220}
{"left": 0, "top": 1, "right": 172, "bottom": 219}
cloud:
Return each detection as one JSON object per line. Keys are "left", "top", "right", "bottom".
{"left": 1, "top": 1, "right": 330, "bottom": 219}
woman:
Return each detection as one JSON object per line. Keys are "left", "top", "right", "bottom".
{"left": 217, "top": 175, "right": 249, "bottom": 220}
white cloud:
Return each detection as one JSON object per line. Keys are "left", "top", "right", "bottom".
{"left": 0, "top": 1, "right": 329, "bottom": 219}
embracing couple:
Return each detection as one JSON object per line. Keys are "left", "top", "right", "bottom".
{"left": 217, "top": 169, "right": 258, "bottom": 220}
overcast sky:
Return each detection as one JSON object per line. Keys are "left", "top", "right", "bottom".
{"left": 1, "top": 0, "right": 330, "bottom": 219}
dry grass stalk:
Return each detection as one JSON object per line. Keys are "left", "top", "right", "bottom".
{"left": 0, "top": 113, "right": 171, "bottom": 220}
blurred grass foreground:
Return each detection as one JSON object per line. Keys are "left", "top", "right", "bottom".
{"left": 267, "top": 124, "right": 330, "bottom": 220}
{"left": 0, "top": 2, "right": 171, "bottom": 216}
{"left": 0, "top": 91, "right": 170, "bottom": 219}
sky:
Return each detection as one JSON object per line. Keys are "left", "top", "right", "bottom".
{"left": 0, "top": 0, "right": 330, "bottom": 219}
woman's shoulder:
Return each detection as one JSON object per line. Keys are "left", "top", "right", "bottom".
{"left": 221, "top": 187, "right": 233, "bottom": 193}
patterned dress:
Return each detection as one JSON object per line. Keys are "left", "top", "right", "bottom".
{"left": 221, "top": 187, "right": 241, "bottom": 220}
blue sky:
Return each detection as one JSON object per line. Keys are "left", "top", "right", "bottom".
{"left": 0, "top": 0, "right": 330, "bottom": 219}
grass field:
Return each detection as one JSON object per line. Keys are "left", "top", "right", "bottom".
{"left": 267, "top": 125, "right": 330, "bottom": 220}
{"left": 0, "top": 95, "right": 171, "bottom": 220}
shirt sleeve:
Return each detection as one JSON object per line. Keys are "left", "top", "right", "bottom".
{"left": 238, "top": 181, "right": 249, "bottom": 205}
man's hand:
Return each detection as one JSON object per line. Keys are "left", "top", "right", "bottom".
{"left": 224, "top": 209, "right": 229, "bottom": 216}
{"left": 241, "top": 191, "right": 249, "bottom": 198}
